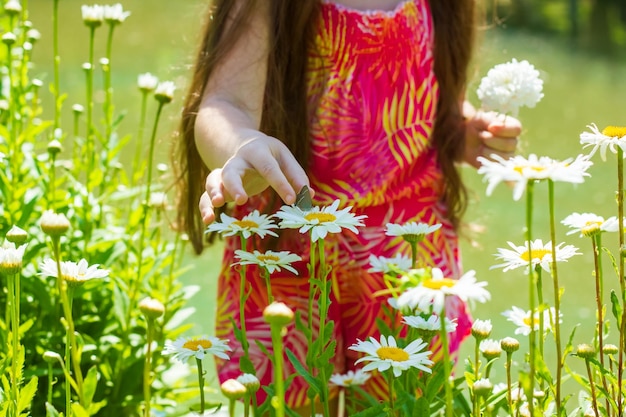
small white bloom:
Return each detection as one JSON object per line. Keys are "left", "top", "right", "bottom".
{"left": 471, "top": 319, "right": 493, "bottom": 339}
{"left": 236, "top": 373, "right": 260, "bottom": 393}
{"left": 163, "top": 335, "right": 231, "bottom": 362}
{"left": 479, "top": 339, "right": 502, "bottom": 358}
{"left": 2, "top": 32, "right": 16, "bottom": 44}
{"left": 275, "top": 199, "right": 366, "bottom": 242}
{"left": 4, "top": 0, "right": 22, "bottom": 13}
{"left": 81, "top": 4, "right": 104, "bottom": 26}
{"left": 72, "top": 104, "right": 85, "bottom": 114}
{"left": 137, "top": 72, "right": 158, "bottom": 91}
{"left": 385, "top": 222, "right": 442, "bottom": 244}
{"left": 149, "top": 192, "right": 168, "bottom": 209}
{"left": 368, "top": 254, "right": 412, "bottom": 274}
{"left": 493, "top": 383, "right": 526, "bottom": 402}
{"left": 349, "top": 335, "right": 433, "bottom": 377}
{"left": 476, "top": 58, "right": 543, "bottom": 116}
{"left": 206, "top": 210, "right": 278, "bottom": 239}
{"left": 562, "top": 212, "right": 620, "bottom": 237}
{"left": 403, "top": 314, "right": 457, "bottom": 333}
{"left": 580, "top": 123, "right": 626, "bottom": 161}
{"left": 477, "top": 154, "right": 592, "bottom": 201}
{"left": 502, "top": 306, "right": 562, "bottom": 336}
{"left": 234, "top": 249, "right": 301, "bottom": 275}
{"left": 0, "top": 242, "right": 27, "bottom": 275}
{"left": 396, "top": 268, "right": 490, "bottom": 314}
{"left": 40, "top": 258, "right": 109, "bottom": 287}
{"left": 329, "top": 369, "right": 371, "bottom": 387}
{"left": 154, "top": 81, "right": 176, "bottom": 103}
{"left": 473, "top": 378, "right": 493, "bottom": 396}
{"left": 26, "top": 28, "right": 40, "bottom": 41}
{"left": 492, "top": 239, "right": 580, "bottom": 273}
{"left": 103, "top": 3, "right": 130, "bottom": 23}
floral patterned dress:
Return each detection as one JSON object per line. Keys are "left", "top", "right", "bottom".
{"left": 214, "top": 0, "right": 472, "bottom": 408}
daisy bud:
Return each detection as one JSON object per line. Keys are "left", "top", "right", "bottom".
{"left": 4, "top": 0, "right": 22, "bottom": 15}
{"left": 48, "top": 139, "right": 62, "bottom": 157}
{"left": 220, "top": 379, "right": 247, "bottom": 400}
{"left": 149, "top": 192, "right": 167, "bottom": 210}
{"left": 2, "top": 32, "right": 16, "bottom": 45}
{"left": 471, "top": 319, "right": 492, "bottom": 340}
{"left": 6, "top": 225, "right": 28, "bottom": 245}
{"left": 576, "top": 344, "right": 595, "bottom": 359}
{"left": 154, "top": 81, "right": 175, "bottom": 104}
{"left": 139, "top": 297, "right": 165, "bottom": 320}
{"left": 82, "top": 62, "right": 92, "bottom": 72}
{"left": 237, "top": 373, "right": 260, "bottom": 394}
{"left": 99, "top": 57, "right": 109, "bottom": 69}
{"left": 156, "top": 163, "right": 168, "bottom": 173}
{"left": 26, "top": 28, "right": 41, "bottom": 42}
{"left": 32, "top": 78, "right": 43, "bottom": 88}
{"left": 72, "top": 104, "right": 84, "bottom": 115}
{"left": 473, "top": 378, "right": 493, "bottom": 398}
{"left": 42, "top": 351, "right": 62, "bottom": 363}
{"left": 500, "top": 337, "right": 520, "bottom": 353}
{"left": 81, "top": 4, "right": 104, "bottom": 28}
{"left": 138, "top": 72, "right": 158, "bottom": 92}
{"left": 0, "top": 242, "right": 26, "bottom": 275}
{"left": 103, "top": 3, "right": 130, "bottom": 24}
{"left": 602, "top": 344, "right": 618, "bottom": 355}
{"left": 263, "top": 301, "right": 294, "bottom": 327}
{"left": 40, "top": 210, "right": 70, "bottom": 237}
{"left": 479, "top": 339, "right": 502, "bottom": 361}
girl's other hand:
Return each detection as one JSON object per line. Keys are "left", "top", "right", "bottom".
{"left": 199, "top": 134, "right": 311, "bottom": 224}
{"left": 463, "top": 109, "right": 522, "bottom": 168}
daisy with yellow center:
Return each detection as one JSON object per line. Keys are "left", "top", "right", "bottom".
{"left": 477, "top": 153, "right": 592, "bottom": 200}
{"left": 502, "top": 306, "right": 561, "bottom": 336}
{"left": 234, "top": 249, "right": 301, "bottom": 275}
{"left": 0, "top": 242, "right": 26, "bottom": 275}
{"left": 561, "top": 212, "right": 620, "bottom": 237}
{"left": 329, "top": 369, "right": 371, "bottom": 387}
{"left": 396, "top": 268, "right": 490, "bottom": 314}
{"left": 205, "top": 210, "right": 278, "bottom": 239}
{"left": 163, "top": 335, "right": 232, "bottom": 362}
{"left": 403, "top": 314, "right": 457, "bottom": 337}
{"left": 384, "top": 221, "right": 442, "bottom": 244}
{"left": 275, "top": 199, "right": 366, "bottom": 242}
{"left": 368, "top": 254, "right": 412, "bottom": 275}
{"left": 580, "top": 123, "right": 626, "bottom": 161}
{"left": 39, "top": 258, "right": 109, "bottom": 287}
{"left": 349, "top": 335, "right": 433, "bottom": 377}
{"left": 492, "top": 239, "right": 580, "bottom": 273}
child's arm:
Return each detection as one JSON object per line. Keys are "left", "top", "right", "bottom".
{"left": 194, "top": 2, "right": 309, "bottom": 224}
{"left": 462, "top": 101, "right": 521, "bottom": 168}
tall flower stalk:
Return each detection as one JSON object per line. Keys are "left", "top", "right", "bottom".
{"left": 617, "top": 148, "right": 625, "bottom": 417}
{"left": 525, "top": 180, "right": 537, "bottom": 416}
{"left": 264, "top": 302, "right": 294, "bottom": 417}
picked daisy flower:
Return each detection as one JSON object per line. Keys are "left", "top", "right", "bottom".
{"left": 396, "top": 268, "right": 490, "bottom": 314}
{"left": 206, "top": 210, "right": 278, "bottom": 239}
{"left": 368, "top": 254, "right": 412, "bottom": 274}
{"left": 39, "top": 258, "right": 109, "bottom": 287}
{"left": 476, "top": 58, "right": 544, "bottom": 116}
{"left": 234, "top": 249, "right": 301, "bottom": 275}
{"left": 580, "top": 123, "right": 626, "bottom": 161}
{"left": 385, "top": 221, "right": 441, "bottom": 245}
{"left": 477, "top": 154, "right": 592, "bottom": 201}
{"left": 492, "top": 239, "right": 580, "bottom": 273}
{"left": 349, "top": 335, "right": 433, "bottom": 377}
{"left": 329, "top": 369, "right": 371, "bottom": 387}
{"left": 561, "top": 212, "right": 620, "bottom": 237}
{"left": 275, "top": 199, "right": 366, "bottom": 242}
{"left": 163, "top": 335, "right": 231, "bottom": 362}
{"left": 502, "top": 306, "right": 561, "bottom": 336}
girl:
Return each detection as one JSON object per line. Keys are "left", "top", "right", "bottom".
{"left": 174, "top": 0, "right": 521, "bottom": 413}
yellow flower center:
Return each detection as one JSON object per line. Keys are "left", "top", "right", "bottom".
{"left": 514, "top": 165, "right": 545, "bottom": 174}
{"left": 183, "top": 339, "right": 213, "bottom": 351}
{"left": 582, "top": 221, "right": 602, "bottom": 237}
{"left": 233, "top": 220, "right": 259, "bottom": 229}
{"left": 520, "top": 249, "right": 551, "bottom": 262}
{"left": 258, "top": 254, "right": 280, "bottom": 263}
{"left": 304, "top": 213, "right": 337, "bottom": 223}
{"left": 343, "top": 378, "right": 353, "bottom": 385}
{"left": 422, "top": 278, "right": 457, "bottom": 290}
{"left": 523, "top": 315, "right": 538, "bottom": 327}
{"left": 376, "top": 346, "right": 409, "bottom": 362}
{"left": 602, "top": 126, "right": 626, "bottom": 138}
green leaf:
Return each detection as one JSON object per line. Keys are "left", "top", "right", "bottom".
{"left": 45, "top": 402, "right": 61, "bottom": 417}
{"left": 17, "top": 377, "right": 38, "bottom": 414}
{"left": 70, "top": 403, "right": 89, "bottom": 417}
{"left": 285, "top": 348, "right": 322, "bottom": 395}
{"left": 83, "top": 365, "right": 99, "bottom": 410}
{"left": 610, "top": 290, "right": 622, "bottom": 326}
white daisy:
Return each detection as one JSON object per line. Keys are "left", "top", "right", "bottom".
{"left": 471, "top": 319, "right": 493, "bottom": 340}
{"left": 39, "top": 258, "right": 109, "bottom": 287}
{"left": 492, "top": 239, "right": 580, "bottom": 273}
{"left": 385, "top": 222, "right": 442, "bottom": 244}
{"left": 154, "top": 81, "right": 176, "bottom": 103}
{"left": 103, "top": 3, "right": 130, "bottom": 24}
{"left": 349, "top": 335, "right": 433, "bottom": 377}
{"left": 329, "top": 369, "right": 371, "bottom": 387}
{"left": 479, "top": 339, "right": 502, "bottom": 359}
{"left": 0, "top": 242, "right": 27, "bottom": 275}
{"left": 580, "top": 123, "right": 626, "bottom": 161}
{"left": 233, "top": 249, "right": 301, "bottom": 275}
{"left": 561, "top": 212, "right": 620, "bottom": 237}
{"left": 275, "top": 199, "right": 366, "bottom": 242}
{"left": 403, "top": 314, "right": 457, "bottom": 333}
{"left": 476, "top": 58, "right": 544, "bottom": 116}
{"left": 396, "top": 268, "right": 490, "bottom": 314}
{"left": 137, "top": 72, "right": 158, "bottom": 92}
{"left": 502, "top": 306, "right": 561, "bottom": 336}
{"left": 163, "top": 335, "right": 231, "bottom": 362}
{"left": 368, "top": 254, "right": 412, "bottom": 274}
{"left": 206, "top": 210, "right": 278, "bottom": 239}
{"left": 477, "top": 154, "right": 592, "bottom": 201}
{"left": 81, "top": 4, "right": 104, "bottom": 26}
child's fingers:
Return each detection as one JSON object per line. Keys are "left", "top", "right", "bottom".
{"left": 199, "top": 191, "right": 216, "bottom": 225}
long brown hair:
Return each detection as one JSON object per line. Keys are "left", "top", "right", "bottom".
{"left": 173, "top": 0, "right": 475, "bottom": 254}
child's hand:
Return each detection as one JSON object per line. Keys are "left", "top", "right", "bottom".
{"left": 463, "top": 110, "right": 521, "bottom": 168}
{"left": 199, "top": 134, "right": 311, "bottom": 224}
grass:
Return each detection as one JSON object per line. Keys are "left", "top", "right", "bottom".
{"left": 25, "top": 0, "right": 626, "bottom": 412}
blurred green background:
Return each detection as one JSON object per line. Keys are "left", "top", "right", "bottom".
{"left": 26, "top": 0, "right": 626, "bottom": 409}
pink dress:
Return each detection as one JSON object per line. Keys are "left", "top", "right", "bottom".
{"left": 214, "top": 0, "right": 472, "bottom": 408}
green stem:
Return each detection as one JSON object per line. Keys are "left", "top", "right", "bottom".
{"left": 263, "top": 268, "right": 273, "bottom": 304}
{"left": 536, "top": 267, "right": 544, "bottom": 361}
{"left": 386, "top": 372, "right": 395, "bottom": 417}
{"left": 49, "top": 154, "right": 57, "bottom": 211}
{"left": 196, "top": 358, "right": 206, "bottom": 414}
{"left": 83, "top": 25, "right": 96, "bottom": 253}
{"left": 472, "top": 341, "right": 480, "bottom": 417}
{"left": 592, "top": 234, "right": 611, "bottom": 416}
{"left": 238, "top": 234, "right": 250, "bottom": 360}
{"left": 52, "top": 0, "right": 60, "bottom": 129}
{"left": 525, "top": 180, "right": 537, "bottom": 416}
{"left": 409, "top": 241, "right": 417, "bottom": 269}
{"left": 616, "top": 149, "right": 625, "bottom": 417}
{"left": 505, "top": 352, "right": 513, "bottom": 414}
{"left": 307, "top": 239, "right": 318, "bottom": 415}
{"left": 47, "top": 362, "right": 54, "bottom": 405}
{"left": 270, "top": 324, "right": 286, "bottom": 417}
{"left": 440, "top": 303, "right": 453, "bottom": 417}
{"left": 132, "top": 92, "right": 149, "bottom": 186}
{"left": 586, "top": 359, "right": 601, "bottom": 417}
{"left": 8, "top": 273, "right": 20, "bottom": 417}
{"left": 317, "top": 239, "right": 331, "bottom": 416}
{"left": 143, "top": 319, "right": 154, "bottom": 417}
